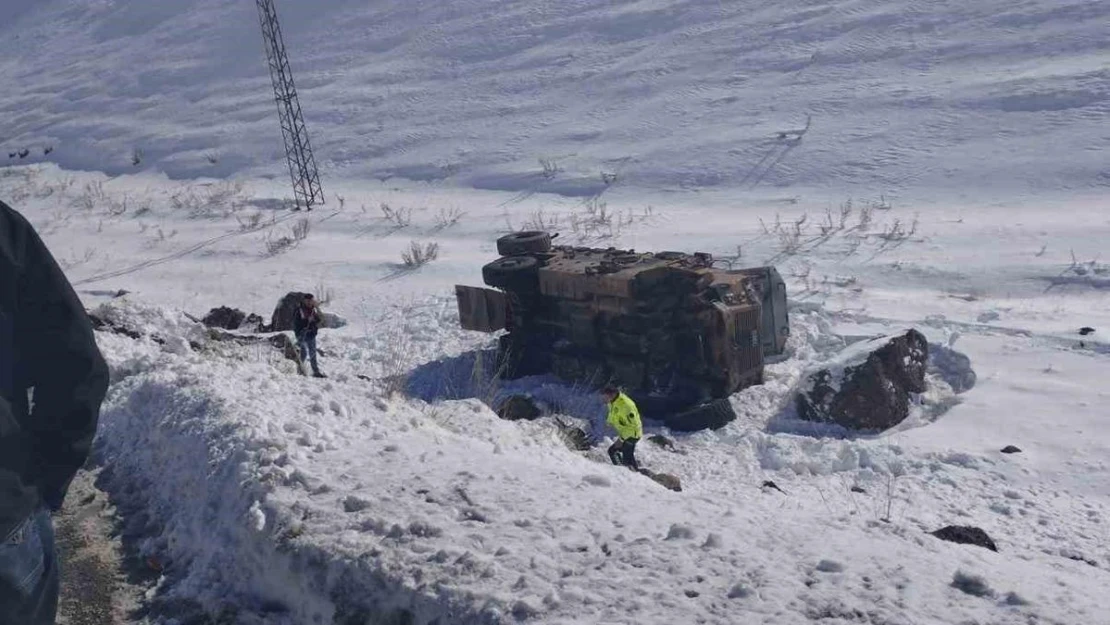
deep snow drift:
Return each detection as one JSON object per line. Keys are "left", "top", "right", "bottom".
{"left": 91, "top": 295, "right": 1110, "bottom": 624}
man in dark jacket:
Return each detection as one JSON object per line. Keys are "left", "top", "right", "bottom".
{"left": 293, "top": 293, "right": 325, "bottom": 378}
{"left": 1, "top": 200, "right": 109, "bottom": 624}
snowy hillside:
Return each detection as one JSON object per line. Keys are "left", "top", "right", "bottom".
{"left": 1, "top": 0, "right": 1109, "bottom": 623}
{"left": 2, "top": 0, "right": 1109, "bottom": 200}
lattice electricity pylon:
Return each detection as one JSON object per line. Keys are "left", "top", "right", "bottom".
{"left": 256, "top": 0, "right": 324, "bottom": 210}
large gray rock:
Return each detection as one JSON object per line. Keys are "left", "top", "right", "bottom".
{"left": 797, "top": 330, "right": 928, "bottom": 431}
{"left": 201, "top": 306, "right": 247, "bottom": 330}
{"left": 271, "top": 292, "right": 311, "bottom": 332}
{"left": 496, "top": 395, "right": 542, "bottom": 421}
{"left": 271, "top": 293, "right": 345, "bottom": 332}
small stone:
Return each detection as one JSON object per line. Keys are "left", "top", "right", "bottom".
{"left": 342, "top": 496, "right": 371, "bottom": 513}
{"left": 951, "top": 570, "right": 994, "bottom": 597}
{"left": 684, "top": 589, "right": 700, "bottom": 598}
{"left": 727, "top": 584, "right": 753, "bottom": 599}
{"left": 816, "top": 559, "right": 844, "bottom": 573}
{"left": 665, "top": 524, "right": 696, "bottom": 541}
{"left": 1000, "top": 445, "right": 1022, "bottom": 454}
{"left": 1003, "top": 591, "right": 1030, "bottom": 606}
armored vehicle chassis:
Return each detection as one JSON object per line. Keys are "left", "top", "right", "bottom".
{"left": 456, "top": 231, "right": 788, "bottom": 430}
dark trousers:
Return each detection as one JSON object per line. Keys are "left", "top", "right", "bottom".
{"left": 297, "top": 333, "right": 320, "bottom": 374}
{"left": 608, "top": 438, "right": 640, "bottom": 470}
{"left": 0, "top": 509, "right": 59, "bottom": 625}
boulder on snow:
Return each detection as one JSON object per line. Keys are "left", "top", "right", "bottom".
{"left": 639, "top": 469, "right": 682, "bottom": 492}
{"left": 270, "top": 293, "right": 344, "bottom": 332}
{"left": 930, "top": 525, "right": 998, "bottom": 552}
{"left": 559, "top": 425, "right": 592, "bottom": 451}
{"left": 496, "top": 395, "right": 542, "bottom": 421}
{"left": 319, "top": 311, "right": 348, "bottom": 329}
{"left": 245, "top": 313, "right": 266, "bottom": 332}
{"left": 201, "top": 306, "right": 248, "bottom": 330}
{"left": 1000, "top": 445, "right": 1022, "bottom": 454}
{"left": 928, "top": 343, "right": 977, "bottom": 394}
{"left": 797, "top": 330, "right": 928, "bottom": 431}
{"left": 270, "top": 292, "right": 309, "bottom": 332}
{"left": 647, "top": 434, "right": 677, "bottom": 451}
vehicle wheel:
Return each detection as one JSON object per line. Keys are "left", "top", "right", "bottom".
{"left": 483, "top": 256, "right": 540, "bottom": 290}
{"left": 497, "top": 231, "right": 552, "bottom": 256}
{"left": 664, "top": 398, "right": 737, "bottom": 432}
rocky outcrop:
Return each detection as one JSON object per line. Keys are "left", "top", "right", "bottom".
{"left": 796, "top": 330, "right": 928, "bottom": 431}
{"left": 201, "top": 306, "right": 248, "bottom": 330}
{"left": 639, "top": 469, "right": 682, "bottom": 492}
{"left": 496, "top": 395, "right": 542, "bottom": 421}
{"left": 930, "top": 525, "right": 998, "bottom": 552}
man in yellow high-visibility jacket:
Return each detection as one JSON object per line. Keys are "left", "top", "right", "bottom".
{"left": 602, "top": 385, "right": 642, "bottom": 470}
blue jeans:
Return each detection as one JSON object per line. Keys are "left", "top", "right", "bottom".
{"left": 0, "top": 509, "right": 58, "bottom": 625}
{"left": 297, "top": 334, "right": 319, "bottom": 374}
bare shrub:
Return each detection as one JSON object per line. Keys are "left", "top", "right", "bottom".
{"left": 236, "top": 210, "right": 264, "bottom": 231}
{"left": 401, "top": 241, "right": 440, "bottom": 268}
{"left": 433, "top": 206, "right": 465, "bottom": 230}
{"left": 878, "top": 215, "right": 919, "bottom": 244}
{"left": 538, "top": 157, "right": 561, "bottom": 179}
{"left": 292, "top": 217, "right": 311, "bottom": 242}
{"left": 264, "top": 231, "right": 297, "bottom": 256}
{"left": 1045, "top": 251, "right": 1110, "bottom": 290}
{"left": 131, "top": 148, "right": 144, "bottom": 167}
{"left": 203, "top": 181, "right": 246, "bottom": 214}
{"left": 600, "top": 170, "right": 618, "bottom": 185}
{"left": 857, "top": 202, "right": 874, "bottom": 232}
{"left": 262, "top": 218, "right": 310, "bottom": 256}
{"left": 521, "top": 209, "right": 560, "bottom": 233}
{"left": 106, "top": 194, "right": 130, "bottom": 217}
{"left": 380, "top": 203, "right": 412, "bottom": 228}
{"left": 59, "top": 248, "right": 96, "bottom": 270}
{"left": 777, "top": 213, "right": 807, "bottom": 255}
{"left": 204, "top": 151, "right": 220, "bottom": 165}
{"left": 76, "top": 181, "right": 106, "bottom": 212}
{"left": 870, "top": 195, "right": 893, "bottom": 211}
{"left": 314, "top": 282, "right": 335, "bottom": 305}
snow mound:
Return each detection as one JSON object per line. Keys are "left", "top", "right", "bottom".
{"left": 91, "top": 299, "right": 1109, "bottom": 624}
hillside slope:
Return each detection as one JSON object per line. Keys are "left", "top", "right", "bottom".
{"left": 2, "top": 0, "right": 1108, "bottom": 199}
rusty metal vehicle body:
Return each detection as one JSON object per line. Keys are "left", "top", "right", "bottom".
{"left": 456, "top": 231, "right": 788, "bottom": 430}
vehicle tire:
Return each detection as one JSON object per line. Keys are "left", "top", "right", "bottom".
{"left": 483, "top": 256, "right": 540, "bottom": 290}
{"left": 497, "top": 231, "right": 552, "bottom": 256}
{"left": 665, "top": 398, "right": 737, "bottom": 432}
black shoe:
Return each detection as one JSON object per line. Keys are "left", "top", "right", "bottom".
{"left": 313, "top": 371, "right": 327, "bottom": 378}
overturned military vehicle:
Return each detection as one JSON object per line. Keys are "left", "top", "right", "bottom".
{"left": 455, "top": 231, "right": 788, "bottom": 430}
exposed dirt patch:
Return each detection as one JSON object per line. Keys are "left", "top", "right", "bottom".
{"left": 56, "top": 469, "right": 147, "bottom": 625}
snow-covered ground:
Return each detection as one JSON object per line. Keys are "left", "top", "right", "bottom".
{"left": 2, "top": 0, "right": 1109, "bottom": 623}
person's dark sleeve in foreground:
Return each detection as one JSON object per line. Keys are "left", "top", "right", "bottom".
{"left": 6, "top": 202, "right": 109, "bottom": 510}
